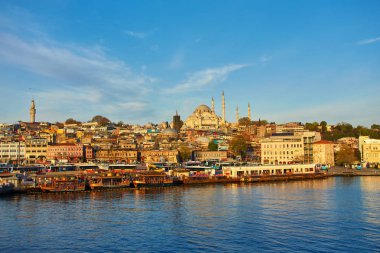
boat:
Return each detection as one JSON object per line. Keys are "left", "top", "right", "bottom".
{"left": 132, "top": 172, "right": 173, "bottom": 188}
{"left": 38, "top": 175, "right": 86, "bottom": 192}
{"left": 87, "top": 172, "right": 131, "bottom": 190}
{"left": 0, "top": 172, "right": 19, "bottom": 195}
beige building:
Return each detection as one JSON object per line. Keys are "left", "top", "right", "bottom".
{"left": 313, "top": 140, "right": 335, "bottom": 166}
{"left": 261, "top": 135, "right": 304, "bottom": 165}
{"left": 95, "top": 149, "right": 138, "bottom": 163}
{"left": 260, "top": 131, "right": 320, "bottom": 165}
{"left": 141, "top": 150, "right": 179, "bottom": 164}
{"left": 359, "top": 136, "right": 380, "bottom": 164}
{"left": 193, "top": 151, "right": 228, "bottom": 162}
{"left": 25, "top": 137, "right": 48, "bottom": 164}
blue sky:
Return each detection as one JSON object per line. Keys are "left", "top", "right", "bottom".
{"left": 0, "top": 0, "right": 379, "bottom": 126}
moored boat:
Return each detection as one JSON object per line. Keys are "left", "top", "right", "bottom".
{"left": 38, "top": 175, "right": 85, "bottom": 193}
{"left": 132, "top": 172, "right": 173, "bottom": 188}
{"left": 87, "top": 172, "right": 131, "bottom": 190}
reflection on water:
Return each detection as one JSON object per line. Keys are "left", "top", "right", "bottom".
{"left": 1, "top": 177, "right": 380, "bottom": 252}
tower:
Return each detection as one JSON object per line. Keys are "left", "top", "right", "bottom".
{"left": 236, "top": 105, "right": 239, "bottom": 123}
{"left": 30, "top": 100, "right": 36, "bottom": 123}
{"left": 222, "top": 91, "right": 226, "bottom": 124}
{"left": 211, "top": 97, "right": 215, "bottom": 113}
{"left": 173, "top": 110, "right": 183, "bottom": 132}
{"left": 248, "top": 103, "right": 251, "bottom": 120}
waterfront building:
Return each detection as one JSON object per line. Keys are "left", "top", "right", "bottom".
{"left": 260, "top": 134, "right": 304, "bottom": 165}
{"left": 313, "top": 140, "right": 335, "bottom": 166}
{"left": 140, "top": 150, "right": 179, "bottom": 164}
{"left": 359, "top": 136, "right": 380, "bottom": 164}
{"left": 47, "top": 144, "right": 84, "bottom": 163}
{"left": 0, "top": 141, "right": 26, "bottom": 164}
{"left": 260, "top": 131, "right": 320, "bottom": 165}
{"left": 95, "top": 149, "right": 138, "bottom": 163}
{"left": 25, "top": 137, "right": 48, "bottom": 164}
{"left": 192, "top": 150, "right": 228, "bottom": 162}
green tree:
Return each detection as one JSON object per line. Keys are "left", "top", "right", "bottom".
{"left": 238, "top": 117, "right": 253, "bottom": 126}
{"left": 208, "top": 141, "right": 218, "bottom": 151}
{"left": 91, "top": 115, "right": 111, "bottom": 126}
{"left": 371, "top": 124, "right": 380, "bottom": 130}
{"left": 178, "top": 145, "right": 191, "bottom": 162}
{"left": 305, "top": 122, "right": 319, "bottom": 131}
{"left": 65, "top": 118, "right": 81, "bottom": 124}
{"left": 229, "top": 135, "right": 248, "bottom": 159}
{"left": 320, "top": 121, "right": 327, "bottom": 133}
{"left": 335, "top": 144, "right": 358, "bottom": 166}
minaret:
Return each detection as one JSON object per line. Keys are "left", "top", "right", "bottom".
{"left": 30, "top": 100, "right": 36, "bottom": 123}
{"left": 248, "top": 103, "right": 251, "bottom": 120}
{"left": 222, "top": 91, "right": 226, "bottom": 124}
{"left": 211, "top": 97, "right": 215, "bottom": 113}
{"left": 236, "top": 105, "right": 239, "bottom": 123}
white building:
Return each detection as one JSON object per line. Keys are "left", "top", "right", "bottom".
{"left": 0, "top": 141, "right": 26, "bottom": 163}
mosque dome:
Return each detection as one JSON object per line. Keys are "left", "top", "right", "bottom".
{"left": 194, "top": 104, "right": 212, "bottom": 114}
{"left": 161, "top": 128, "right": 178, "bottom": 138}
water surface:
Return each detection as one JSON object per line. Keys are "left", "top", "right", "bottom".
{"left": 1, "top": 177, "right": 379, "bottom": 252}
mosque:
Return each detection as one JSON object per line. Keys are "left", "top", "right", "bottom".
{"left": 182, "top": 91, "right": 251, "bottom": 131}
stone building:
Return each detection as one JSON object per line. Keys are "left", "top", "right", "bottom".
{"left": 313, "top": 140, "right": 335, "bottom": 166}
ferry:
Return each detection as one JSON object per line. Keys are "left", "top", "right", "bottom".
{"left": 222, "top": 164, "right": 327, "bottom": 183}
{"left": 87, "top": 172, "right": 131, "bottom": 190}
{"left": 37, "top": 175, "right": 86, "bottom": 193}
{"left": 132, "top": 172, "right": 173, "bottom": 188}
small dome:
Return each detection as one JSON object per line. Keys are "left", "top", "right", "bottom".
{"left": 161, "top": 128, "right": 178, "bottom": 137}
{"left": 195, "top": 104, "right": 212, "bottom": 114}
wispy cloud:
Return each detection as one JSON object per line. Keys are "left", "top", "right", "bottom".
{"left": 168, "top": 50, "right": 185, "bottom": 69}
{"left": 0, "top": 31, "right": 156, "bottom": 122}
{"left": 124, "top": 30, "right": 148, "bottom": 39}
{"left": 357, "top": 36, "right": 380, "bottom": 45}
{"left": 0, "top": 33, "right": 154, "bottom": 92}
{"left": 163, "top": 64, "right": 249, "bottom": 94}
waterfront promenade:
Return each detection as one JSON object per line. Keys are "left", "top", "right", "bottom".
{"left": 327, "top": 166, "right": 380, "bottom": 177}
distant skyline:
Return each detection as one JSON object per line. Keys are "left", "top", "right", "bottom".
{"left": 0, "top": 0, "right": 379, "bottom": 126}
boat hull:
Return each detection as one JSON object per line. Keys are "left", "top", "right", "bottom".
{"left": 133, "top": 181, "right": 173, "bottom": 188}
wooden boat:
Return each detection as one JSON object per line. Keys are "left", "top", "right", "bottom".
{"left": 38, "top": 175, "right": 85, "bottom": 193}
{"left": 87, "top": 172, "right": 131, "bottom": 190}
{"left": 132, "top": 172, "right": 173, "bottom": 188}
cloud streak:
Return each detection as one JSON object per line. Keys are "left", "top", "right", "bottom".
{"left": 0, "top": 33, "right": 153, "bottom": 93}
{"left": 124, "top": 30, "right": 148, "bottom": 39}
{"left": 163, "top": 64, "right": 248, "bottom": 94}
{"left": 357, "top": 36, "right": 380, "bottom": 45}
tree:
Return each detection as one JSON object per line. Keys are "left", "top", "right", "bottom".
{"left": 238, "top": 117, "right": 253, "bottom": 126}
{"left": 229, "top": 135, "right": 248, "bottom": 159}
{"left": 65, "top": 118, "right": 81, "bottom": 125}
{"left": 178, "top": 145, "right": 191, "bottom": 162}
{"left": 208, "top": 141, "right": 218, "bottom": 151}
{"left": 91, "top": 115, "right": 110, "bottom": 126}
{"left": 320, "top": 121, "right": 327, "bottom": 133}
{"left": 335, "top": 144, "right": 358, "bottom": 166}
{"left": 371, "top": 124, "right": 380, "bottom": 130}
{"left": 305, "top": 122, "right": 319, "bottom": 131}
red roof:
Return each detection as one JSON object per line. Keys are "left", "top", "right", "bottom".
{"left": 314, "top": 140, "right": 334, "bottom": 145}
